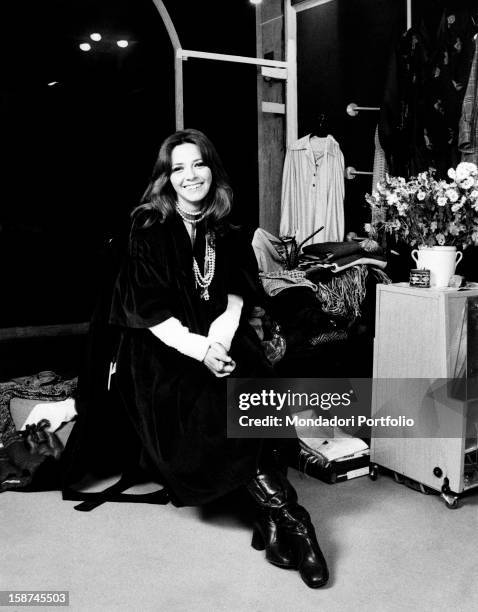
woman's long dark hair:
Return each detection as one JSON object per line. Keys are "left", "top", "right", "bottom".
{"left": 132, "top": 129, "right": 233, "bottom": 231}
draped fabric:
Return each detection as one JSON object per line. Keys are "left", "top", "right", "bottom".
{"left": 0, "top": 373, "right": 77, "bottom": 447}
{"left": 372, "top": 125, "right": 388, "bottom": 192}
{"left": 93, "top": 215, "right": 273, "bottom": 507}
{"left": 459, "top": 36, "right": 478, "bottom": 164}
{"left": 280, "top": 134, "right": 345, "bottom": 246}
{"left": 252, "top": 228, "right": 287, "bottom": 273}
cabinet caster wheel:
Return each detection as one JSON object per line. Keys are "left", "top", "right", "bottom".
{"left": 440, "top": 492, "right": 460, "bottom": 509}
{"left": 369, "top": 465, "right": 379, "bottom": 481}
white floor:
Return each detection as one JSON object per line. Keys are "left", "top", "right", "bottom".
{"left": 2, "top": 469, "right": 478, "bottom": 612}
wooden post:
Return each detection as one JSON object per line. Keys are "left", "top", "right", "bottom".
{"left": 256, "top": 0, "right": 286, "bottom": 236}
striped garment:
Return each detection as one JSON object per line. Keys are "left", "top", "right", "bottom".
{"left": 459, "top": 37, "right": 478, "bottom": 164}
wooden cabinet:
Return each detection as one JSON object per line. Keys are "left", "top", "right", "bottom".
{"left": 371, "top": 283, "right": 478, "bottom": 507}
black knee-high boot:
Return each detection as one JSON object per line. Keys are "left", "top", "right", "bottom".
{"left": 248, "top": 470, "right": 297, "bottom": 569}
{"left": 247, "top": 470, "right": 329, "bottom": 588}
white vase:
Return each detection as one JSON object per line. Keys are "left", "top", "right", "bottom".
{"left": 411, "top": 246, "right": 463, "bottom": 288}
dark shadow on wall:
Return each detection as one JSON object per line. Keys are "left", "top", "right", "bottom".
{"left": 297, "top": 0, "right": 407, "bottom": 236}
{"left": 0, "top": 0, "right": 259, "bottom": 329}
{"left": 0, "top": 0, "right": 175, "bottom": 327}
{"left": 183, "top": 59, "right": 259, "bottom": 231}
{"left": 164, "top": 0, "right": 260, "bottom": 231}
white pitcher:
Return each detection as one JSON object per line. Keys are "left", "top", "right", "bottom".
{"left": 411, "top": 246, "right": 463, "bottom": 288}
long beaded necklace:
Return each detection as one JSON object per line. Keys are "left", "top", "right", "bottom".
{"left": 192, "top": 231, "right": 215, "bottom": 301}
{"left": 175, "top": 204, "right": 215, "bottom": 300}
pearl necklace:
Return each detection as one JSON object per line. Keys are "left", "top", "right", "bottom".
{"left": 175, "top": 203, "right": 206, "bottom": 225}
{"left": 176, "top": 200, "right": 204, "bottom": 216}
{"left": 193, "top": 232, "right": 216, "bottom": 301}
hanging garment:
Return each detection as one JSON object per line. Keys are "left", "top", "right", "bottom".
{"left": 280, "top": 134, "right": 345, "bottom": 246}
{"left": 459, "top": 37, "right": 478, "bottom": 164}
{"left": 379, "top": 8, "right": 476, "bottom": 178}
{"left": 372, "top": 125, "right": 388, "bottom": 192}
{"left": 372, "top": 125, "right": 389, "bottom": 230}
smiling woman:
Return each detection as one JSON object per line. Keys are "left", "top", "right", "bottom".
{"left": 64, "top": 128, "right": 329, "bottom": 589}
{"left": 65, "top": 128, "right": 267, "bottom": 502}
{"left": 170, "top": 143, "right": 213, "bottom": 210}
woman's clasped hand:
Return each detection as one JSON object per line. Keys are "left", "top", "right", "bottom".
{"left": 203, "top": 342, "right": 236, "bottom": 377}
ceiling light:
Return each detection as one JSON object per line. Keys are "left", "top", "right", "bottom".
{"left": 116, "top": 39, "right": 129, "bottom": 48}
{"left": 47, "top": 81, "right": 59, "bottom": 87}
{"left": 90, "top": 33, "right": 102, "bottom": 41}
{"left": 250, "top": 0, "right": 263, "bottom": 4}
{"left": 79, "top": 43, "right": 91, "bottom": 51}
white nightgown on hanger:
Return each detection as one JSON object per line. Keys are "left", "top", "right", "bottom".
{"left": 280, "top": 134, "right": 345, "bottom": 246}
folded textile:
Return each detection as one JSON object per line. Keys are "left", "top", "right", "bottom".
{"left": 11, "top": 370, "right": 60, "bottom": 387}
{"left": 302, "top": 241, "right": 384, "bottom": 262}
{"left": 259, "top": 270, "right": 318, "bottom": 297}
{"left": 0, "top": 373, "right": 77, "bottom": 447}
{"left": 305, "top": 255, "right": 387, "bottom": 276}
{"left": 302, "top": 241, "right": 363, "bottom": 260}
{"left": 329, "top": 255, "right": 387, "bottom": 273}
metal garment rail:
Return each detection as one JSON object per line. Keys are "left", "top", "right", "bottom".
{"left": 345, "top": 167, "right": 373, "bottom": 180}
{"left": 346, "top": 103, "right": 380, "bottom": 117}
{"left": 346, "top": 1, "right": 412, "bottom": 117}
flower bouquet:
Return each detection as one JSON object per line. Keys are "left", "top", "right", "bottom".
{"left": 365, "top": 162, "right": 478, "bottom": 248}
{"left": 365, "top": 162, "right": 478, "bottom": 287}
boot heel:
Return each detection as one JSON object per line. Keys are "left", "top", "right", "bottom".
{"left": 251, "top": 526, "right": 265, "bottom": 551}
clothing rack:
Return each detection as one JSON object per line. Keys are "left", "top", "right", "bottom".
{"left": 343, "top": 1, "right": 410, "bottom": 191}
{"left": 344, "top": 1, "right": 410, "bottom": 184}
{"left": 345, "top": 166, "right": 373, "bottom": 180}
{"left": 346, "top": 103, "right": 380, "bottom": 117}
{"left": 347, "top": 1, "right": 411, "bottom": 118}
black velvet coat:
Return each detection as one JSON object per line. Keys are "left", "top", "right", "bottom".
{"left": 105, "top": 214, "right": 271, "bottom": 506}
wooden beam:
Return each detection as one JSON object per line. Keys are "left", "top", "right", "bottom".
{"left": 285, "top": 1, "right": 298, "bottom": 144}
{"left": 261, "top": 66, "right": 288, "bottom": 79}
{"left": 175, "top": 55, "right": 184, "bottom": 129}
{"left": 0, "top": 323, "right": 89, "bottom": 342}
{"left": 261, "top": 15, "right": 284, "bottom": 27}
{"left": 293, "top": 0, "right": 336, "bottom": 12}
{"left": 262, "top": 101, "right": 286, "bottom": 114}
{"left": 177, "top": 49, "right": 287, "bottom": 68}
{"left": 256, "top": 0, "right": 285, "bottom": 236}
